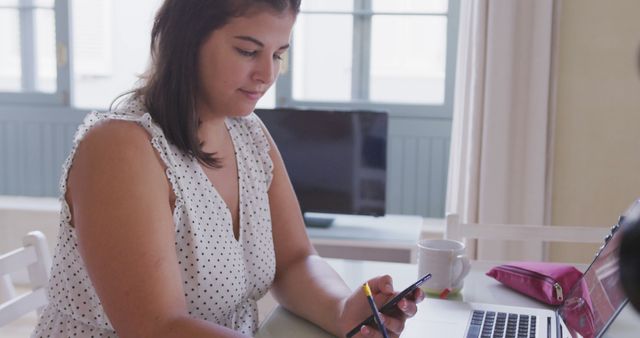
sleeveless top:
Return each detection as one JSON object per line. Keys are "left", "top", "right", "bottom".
{"left": 31, "top": 98, "right": 276, "bottom": 337}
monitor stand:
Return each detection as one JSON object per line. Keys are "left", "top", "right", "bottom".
{"left": 303, "top": 214, "right": 336, "bottom": 228}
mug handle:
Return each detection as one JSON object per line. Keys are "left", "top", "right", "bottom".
{"left": 451, "top": 254, "right": 471, "bottom": 288}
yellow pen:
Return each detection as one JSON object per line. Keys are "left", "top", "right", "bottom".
{"left": 363, "top": 282, "right": 389, "bottom": 338}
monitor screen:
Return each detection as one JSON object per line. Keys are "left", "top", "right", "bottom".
{"left": 255, "top": 108, "right": 388, "bottom": 217}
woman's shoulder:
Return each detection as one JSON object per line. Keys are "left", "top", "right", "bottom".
{"left": 73, "top": 118, "right": 163, "bottom": 180}
{"left": 109, "top": 94, "right": 149, "bottom": 117}
{"left": 73, "top": 97, "right": 162, "bottom": 168}
{"left": 84, "top": 118, "right": 153, "bottom": 150}
{"left": 62, "top": 97, "right": 175, "bottom": 224}
{"left": 67, "top": 116, "right": 170, "bottom": 205}
{"left": 73, "top": 95, "right": 165, "bottom": 157}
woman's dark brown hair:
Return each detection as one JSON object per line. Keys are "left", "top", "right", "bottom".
{"left": 135, "top": 0, "right": 301, "bottom": 168}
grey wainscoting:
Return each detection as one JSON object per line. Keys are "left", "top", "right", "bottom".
{"left": 386, "top": 117, "right": 451, "bottom": 218}
{"left": 0, "top": 106, "right": 87, "bottom": 197}
{"left": 0, "top": 110, "right": 451, "bottom": 218}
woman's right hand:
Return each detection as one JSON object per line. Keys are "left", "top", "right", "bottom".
{"left": 336, "top": 275, "right": 424, "bottom": 338}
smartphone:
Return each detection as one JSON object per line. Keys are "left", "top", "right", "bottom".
{"left": 346, "top": 273, "right": 432, "bottom": 338}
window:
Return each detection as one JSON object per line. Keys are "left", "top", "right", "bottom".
{"left": 0, "top": 0, "right": 71, "bottom": 105}
{"left": 276, "top": 0, "right": 460, "bottom": 217}
{"left": 0, "top": 0, "right": 162, "bottom": 110}
{"left": 276, "top": 0, "right": 460, "bottom": 118}
{"left": 71, "top": 0, "right": 162, "bottom": 109}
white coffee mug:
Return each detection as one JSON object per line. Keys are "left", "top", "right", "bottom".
{"left": 417, "top": 239, "right": 471, "bottom": 295}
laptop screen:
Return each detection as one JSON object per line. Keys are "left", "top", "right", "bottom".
{"left": 558, "top": 225, "right": 628, "bottom": 337}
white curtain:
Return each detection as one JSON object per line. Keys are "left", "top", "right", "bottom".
{"left": 446, "top": 0, "right": 556, "bottom": 260}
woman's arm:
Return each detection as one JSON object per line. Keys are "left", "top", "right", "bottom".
{"left": 260, "top": 127, "right": 349, "bottom": 334}
{"left": 67, "top": 120, "right": 247, "bottom": 338}
{"left": 263, "top": 124, "right": 421, "bottom": 337}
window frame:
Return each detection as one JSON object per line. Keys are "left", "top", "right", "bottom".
{"left": 0, "top": 0, "right": 72, "bottom": 106}
{"left": 275, "top": 0, "right": 460, "bottom": 119}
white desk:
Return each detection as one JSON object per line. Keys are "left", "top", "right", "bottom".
{"left": 256, "top": 259, "right": 640, "bottom": 338}
{"left": 305, "top": 213, "right": 425, "bottom": 263}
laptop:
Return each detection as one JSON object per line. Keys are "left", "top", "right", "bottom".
{"left": 407, "top": 210, "right": 633, "bottom": 338}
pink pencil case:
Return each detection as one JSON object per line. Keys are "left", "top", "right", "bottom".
{"left": 486, "top": 261, "right": 583, "bottom": 306}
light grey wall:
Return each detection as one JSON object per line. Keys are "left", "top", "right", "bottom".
{"left": 0, "top": 106, "right": 86, "bottom": 197}
{"left": 387, "top": 117, "right": 450, "bottom": 217}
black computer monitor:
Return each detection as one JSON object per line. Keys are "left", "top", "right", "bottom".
{"left": 255, "top": 107, "right": 388, "bottom": 226}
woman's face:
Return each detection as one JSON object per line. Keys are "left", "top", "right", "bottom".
{"left": 196, "top": 8, "right": 295, "bottom": 119}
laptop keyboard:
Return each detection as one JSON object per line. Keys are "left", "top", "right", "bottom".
{"left": 467, "top": 310, "right": 537, "bottom": 338}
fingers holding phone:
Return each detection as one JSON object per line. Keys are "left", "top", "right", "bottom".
{"left": 338, "top": 275, "right": 393, "bottom": 337}
{"left": 342, "top": 274, "right": 429, "bottom": 338}
{"left": 395, "top": 287, "right": 424, "bottom": 317}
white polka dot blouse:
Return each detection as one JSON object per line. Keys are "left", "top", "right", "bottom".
{"left": 31, "top": 97, "right": 276, "bottom": 337}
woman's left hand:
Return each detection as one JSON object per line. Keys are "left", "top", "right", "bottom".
{"left": 337, "top": 275, "right": 425, "bottom": 337}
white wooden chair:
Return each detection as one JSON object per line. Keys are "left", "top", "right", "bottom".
{"left": 0, "top": 231, "right": 51, "bottom": 327}
{"left": 445, "top": 213, "right": 611, "bottom": 260}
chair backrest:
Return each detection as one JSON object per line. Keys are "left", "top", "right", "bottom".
{"left": 445, "top": 213, "right": 610, "bottom": 259}
{"left": 0, "top": 231, "right": 51, "bottom": 327}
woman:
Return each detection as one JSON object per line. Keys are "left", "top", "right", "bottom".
{"left": 32, "top": 0, "right": 423, "bottom": 337}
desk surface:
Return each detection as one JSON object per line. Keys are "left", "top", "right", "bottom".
{"left": 256, "top": 259, "right": 640, "bottom": 338}
{"left": 305, "top": 213, "right": 424, "bottom": 243}
{"left": 304, "top": 214, "right": 427, "bottom": 263}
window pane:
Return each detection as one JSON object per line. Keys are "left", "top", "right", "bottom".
{"left": 33, "top": 0, "right": 54, "bottom": 7}
{"left": 72, "top": 0, "right": 113, "bottom": 78}
{"left": 0, "top": 9, "right": 21, "bottom": 91}
{"left": 0, "top": 5, "right": 57, "bottom": 94}
{"left": 369, "top": 15, "right": 447, "bottom": 104}
{"left": 34, "top": 8, "right": 56, "bottom": 93}
{"left": 292, "top": 14, "right": 353, "bottom": 102}
{"left": 372, "top": 0, "right": 448, "bottom": 13}
{"left": 72, "top": 0, "right": 162, "bottom": 109}
{"left": 301, "top": 0, "right": 353, "bottom": 12}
